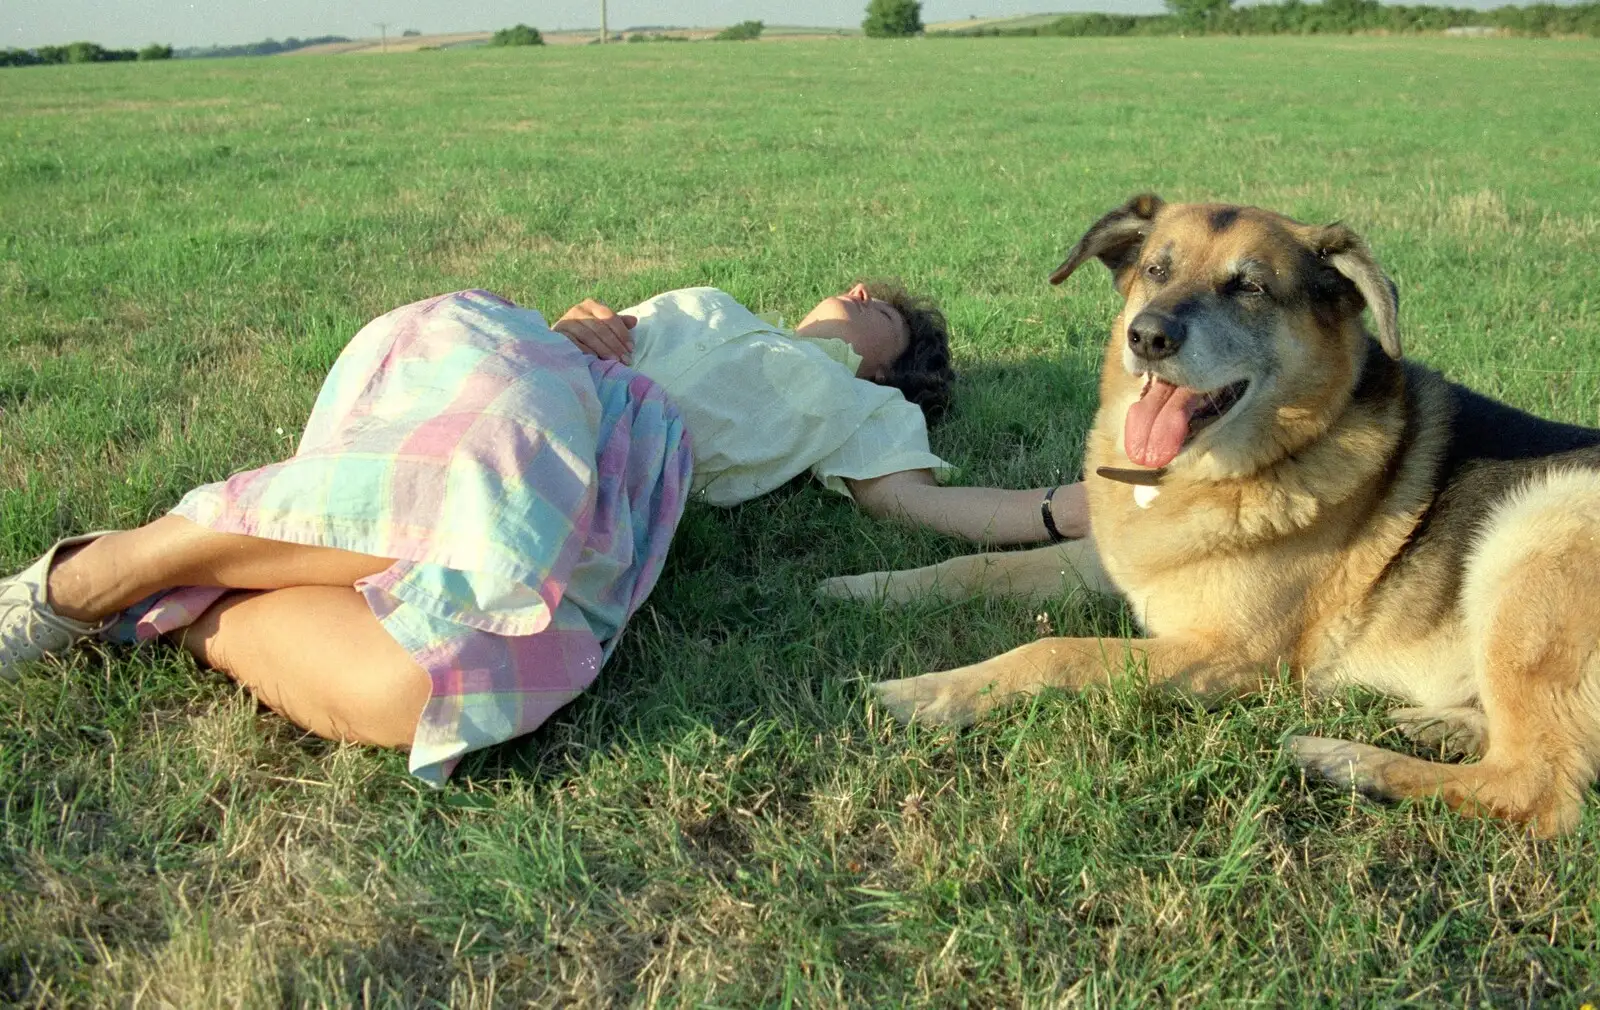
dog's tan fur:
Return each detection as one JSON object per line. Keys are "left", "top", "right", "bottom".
{"left": 823, "top": 195, "right": 1600, "bottom": 835}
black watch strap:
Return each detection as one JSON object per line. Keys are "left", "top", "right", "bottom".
{"left": 1041, "top": 485, "right": 1067, "bottom": 542}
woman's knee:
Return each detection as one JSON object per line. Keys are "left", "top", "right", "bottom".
{"left": 324, "top": 655, "right": 432, "bottom": 749}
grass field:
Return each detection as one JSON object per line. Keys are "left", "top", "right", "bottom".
{"left": 3, "top": 35, "right": 1599, "bottom": 1006}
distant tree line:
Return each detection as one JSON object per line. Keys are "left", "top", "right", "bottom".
{"left": 1, "top": 41, "right": 174, "bottom": 66}
{"left": 175, "top": 36, "right": 351, "bottom": 59}
{"left": 3, "top": 35, "right": 359, "bottom": 66}
{"left": 936, "top": 0, "right": 1598, "bottom": 37}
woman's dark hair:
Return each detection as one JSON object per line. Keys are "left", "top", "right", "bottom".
{"left": 860, "top": 278, "right": 957, "bottom": 426}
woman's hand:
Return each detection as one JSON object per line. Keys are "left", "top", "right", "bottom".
{"left": 552, "top": 299, "right": 636, "bottom": 364}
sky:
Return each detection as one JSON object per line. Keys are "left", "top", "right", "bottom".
{"left": 4, "top": 0, "right": 1563, "bottom": 48}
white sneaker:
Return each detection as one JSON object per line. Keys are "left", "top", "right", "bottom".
{"left": 0, "top": 531, "right": 120, "bottom": 678}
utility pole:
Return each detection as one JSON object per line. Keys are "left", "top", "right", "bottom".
{"left": 599, "top": 0, "right": 608, "bottom": 42}
{"left": 373, "top": 22, "right": 390, "bottom": 53}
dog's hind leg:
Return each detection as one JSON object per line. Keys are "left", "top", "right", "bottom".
{"left": 1289, "top": 729, "right": 1587, "bottom": 836}
{"left": 1296, "top": 471, "right": 1600, "bottom": 836}
{"left": 1387, "top": 706, "right": 1488, "bottom": 758}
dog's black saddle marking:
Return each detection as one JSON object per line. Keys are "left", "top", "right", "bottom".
{"left": 1443, "top": 383, "right": 1600, "bottom": 471}
{"left": 1377, "top": 371, "right": 1600, "bottom": 630}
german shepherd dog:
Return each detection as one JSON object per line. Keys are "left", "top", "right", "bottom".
{"left": 824, "top": 194, "right": 1600, "bottom": 835}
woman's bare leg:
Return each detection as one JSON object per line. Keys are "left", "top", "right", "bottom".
{"left": 24, "top": 516, "right": 426, "bottom": 747}
{"left": 45, "top": 515, "right": 395, "bottom": 624}
{"left": 177, "top": 586, "right": 432, "bottom": 748}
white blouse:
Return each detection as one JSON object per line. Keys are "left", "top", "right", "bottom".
{"left": 621, "top": 288, "right": 951, "bottom": 506}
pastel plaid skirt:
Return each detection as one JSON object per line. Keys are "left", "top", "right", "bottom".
{"left": 111, "top": 291, "right": 693, "bottom": 783}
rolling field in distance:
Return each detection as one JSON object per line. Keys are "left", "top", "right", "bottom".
{"left": 3, "top": 36, "right": 1599, "bottom": 1006}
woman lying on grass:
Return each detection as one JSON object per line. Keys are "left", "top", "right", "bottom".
{"left": 0, "top": 282, "right": 1087, "bottom": 783}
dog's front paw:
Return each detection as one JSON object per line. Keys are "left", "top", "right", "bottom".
{"left": 870, "top": 669, "right": 987, "bottom": 726}
{"left": 817, "top": 571, "right": 897, "bottom": 603}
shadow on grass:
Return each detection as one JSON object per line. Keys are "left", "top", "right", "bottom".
{"left": 454, "top": 350, "right": 1107, "bottom": 788}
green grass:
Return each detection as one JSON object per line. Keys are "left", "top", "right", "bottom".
{"left": 3, "top": 35, "right": 1599, "bottom": 1006}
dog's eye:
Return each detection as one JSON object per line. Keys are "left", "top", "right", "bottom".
{"left": 1232, "top": 277, "right": 1267, "bottom": 297}
{"left": 1144, "top": 262, "right": 1168, "bottom": 283}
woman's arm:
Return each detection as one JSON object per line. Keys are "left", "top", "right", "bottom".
{"left": 845, "top": 470, "right": 1088, "bottom": 546}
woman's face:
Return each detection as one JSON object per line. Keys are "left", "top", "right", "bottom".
{"left": 794, "top": 283, "right": 910, "bottom": 381}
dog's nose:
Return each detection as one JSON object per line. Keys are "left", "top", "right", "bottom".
{"left": 1126, "top": 310, "right": 1185, "bottom": 361}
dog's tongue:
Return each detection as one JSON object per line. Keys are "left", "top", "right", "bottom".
{"left": 1124, "top": 377, "right": 1200, "bottom": 468}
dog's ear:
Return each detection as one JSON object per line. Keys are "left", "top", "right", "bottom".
{"left": 1049, "top": 193, "right": 1165, "bottom": 288}
{"left": 1310, "top": 223, "right": 1401, "bottom": 359}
